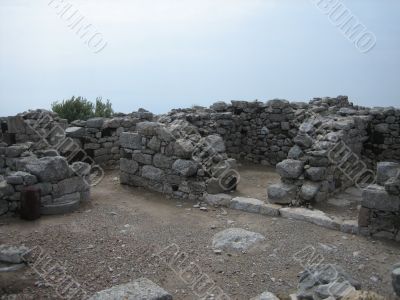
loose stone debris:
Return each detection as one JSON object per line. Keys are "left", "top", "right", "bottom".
{"left": 212, "top": 228, "right": 265, "bottom": 251}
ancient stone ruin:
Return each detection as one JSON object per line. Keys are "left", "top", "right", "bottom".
{"left": 1, "top": 96, "right": 400, "bottom": 241}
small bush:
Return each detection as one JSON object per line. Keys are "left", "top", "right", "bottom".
{"left": 52, "top": 96, "right": 114, "bottom": 122}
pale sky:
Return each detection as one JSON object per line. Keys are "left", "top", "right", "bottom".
{"left": 0, "top": 0, "right": 399, "bottom": 116}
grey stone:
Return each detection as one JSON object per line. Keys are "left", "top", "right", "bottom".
{"left": 230, "top": 197, "right": 264, "bottom": 213}
{"left": 52, "top": 192, "right": 81, "bottom": 204}
{"left": 204, "top": 135, "right": 226, "bottom": 153}
{"left": 206, "top": 177, "right": 225, "bottom": 194}
{"left": 0, "top": 180, "right": 15, "bottom": 198}
{"left": 340, "top": 220, "right": 359, "bottom": 234}
{"left": 19, "top": 156, "right": 70, "bottom": 183}
{"left": 294, "top": 133, "right": 313, "bottom": 148}
{"left": 362, "top": 184, "right": 400, "bottom": 211}
{"left": 172, "top": 159, "right": 197, "bottom": 177}
{"left": 288, "top": 145, "right": 303, "bottom": 159}
{"left": 86, "top": 117, "right": 105, "bottom": 128}
{"left": 136, "top": 122, "right": 161, "bottom": 136}
{"left": 205, "top": 193, "right": 232, "bottom": 207}
{"left": 314, "top": 282, "right": 355, "bottom": 299}
{"left": 5, "top": 145, "right": 29, "bottom": 158}
{"left": 153, "top": 154, "right": 174, "bottom": 169}
{"left": 385, "top": 177, "right": 400, "bottom": 195}
{"left": 259, "top": 203, "right": 281, "bottom": 217}
{"left": 7, "top": 116, "right": 26, "bottom": 133}
{"left": 305, "top": 167, "right": 326, "bottom": 181}
{"left": 392, "top": 267, "right": 400, "bottom": 297}
{"left": 120, "top": 158, "right": 139, "bottom": 175}
{"left": 132, "top": 152, "right": 152, "bottom": 165}
{"left": 41, "top": 199, "right": 80, "bottom": 215}
{"left": 173, "top": 139, "right": 194, "bottom": 159}
{"left": 53, "top": 176, "right": 88, "bottom": 197}
{"left": 6, "top": 171, "right": 37, "bottom": 185}
{"left": 267, "top": 182, "right": 297, "bottom": 204}
{"left": 148, "top": 136, "right": 161, "bottom": 152}
{"left": 142, "top": 166, "right": 164, "bottom": 182}
{"left": 279, "top": 207, "right": 340, "bottom": 230}
{"left": 212, "top": 228, "right": 265, "bottom": 251}
{"left": 0, "top": 245, "right": 29, "bottom": 264}
{"left": 300, "top": 182, "right": 320, "bottom": 201}
{"left": 250, "top": 291, "right": 279, "bottom": 300}
{"left": 120, "top": 132, "right": 142, "bottom": 150}
{"left": 65, "top": 126, "right": 86, "bottom": 138}
{"left": 211, "top": 101, "right": 228, "bottom": 112}
{"left": 0, "top": 200, "right": 8, "bottom": 216}
{"left": 376, "top": 162, "right": 400, "bottom": 185}
{"left": 88, "top": 277, "right": 172, "bottom": 300}
{"left": 276, "top": 159, "right": 304, "bottom": 179}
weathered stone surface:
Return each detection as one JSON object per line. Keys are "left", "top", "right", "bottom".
{"left": 173, "top": 139, "right": 194, "bottom": 159}
{"left": 88, "top": 277, "right": 172, "bottom": 300}
{"left": 136, "top": 122, "right": 161, "bottom": 136}
{"left": 86, "top": 117, "right": 105, "bottom": 128}
{"left": 259, "top": 203, "right": 281, "bottom": 217}
{"left": 205, "top": 193, "right": 232, "bottom": 207}
{"left": 230, "top": 197, "right": 264, "bottom": 213}
{"left": 0, "top": 200, "right": 8, "bottom": 215}
{"left": 53, "top": 176, "right": 89, "bottom": 197}
{"left": 206, "top": 178, "right": 225, "bottom": 194}
{"left": 267, "top": 182, "right": 297, "bottom": 204}
{"left": 305, "top": 167, "right": 326, "bottom": 181}
{"left": 210, "top": 101, "right": 228, "bottom": 112}
{"left": 172, "top": 159, "right": 197, "bottom": 177}
{"left": 19, "top": 156, "right": 70, "bottom": 183}
{"left": 250, "top": 291, "right": 279, "bottom": 300}
{"left": 142, "top": 166, "right": 164, "bottom": 182}
{"left": 294, "top": 133, "right": 313, "bottom": 148}
{"left": 0, "top": 245, "right": 29, "bottom": 264}
{"left": 120, "top": 132, "right": 142, "bottom": 150}
{"left": 300, "top": 182, "right": 320, "bottom": 201}
{"left": 148, "top": 136, "right": 161, "bottom": 152}
{"left": 5, "top": 145, "right": 29, "bottom": 158}
{"left": 65, "top": 126, "right": 86, "bottom": 138}
{"left": 52, "top": 192, "right": 81, "bottom": 204}
{"left": 6, "top": 171, "right": 37, "bottom": 185}
{"left": 362, "top": 184, "right": 400, "bottom": 211}
{"left": 204, "top": 135, "right": 226, "bottom": 153}
{"left": 288, "top": 145, "right": 303, "bottom": 159}
{"left": 385, "top": 177, "right": 400, "bottom": 195}
{"left": 132, "top": 152, "right": 152, "bottom": 165}
{"left": 153, "top": 154, "right": 174, "bottom": 169}
{"left": 276, "top": 159, "right": 304, "bottom": 179}
{"left": 120, "top": 158, "right": 139, "bottom": 175}
{"left": 41, "top": 198, "right": 80, "bottom": 215}
{"left": 212, "top": 228, "right": 265, "bottom": 251}
{"left": 341, "top": 220, "right": 359, "bottom": 234}
{"left": 376, "top": 162, "right": 400, "bottom": 185}
{"left": 279, "top": 207, "right": 340, "bottom": 230}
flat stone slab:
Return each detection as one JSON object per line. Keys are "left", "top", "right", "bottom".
{"left": 212, "top": 228, "right": 265, "bottom": 251}
{"left": 0, "top": 245, "right": 29, "bottom": 264}
{"left": 230, "top": 197, "right": 281, "bottom": 216}
{"left": 205, "top": 193, "right": 232, "bottom": 207}
{"left": 279, "top": 207, "right": 340, "bottom": 230}
{"left": 41, "top": 200, "right": 80, "bottom": 215}
{"left": 88, "top": 277, "right": 172, "bottom": 300}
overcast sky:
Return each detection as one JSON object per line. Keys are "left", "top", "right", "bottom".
{"left": 0, "top": 0, "right": 399, "bottom": 116}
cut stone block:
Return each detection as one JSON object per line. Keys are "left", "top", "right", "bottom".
{"left": 362, "top": 184, "right": 400, "bottom": 212}
{"left": 341, "top": 220, "right": 359, "bottom": 234}
{"left": 88, "top": 277, "right": 172, "bottom": 300}
{"left": 230, "top": 197, "right": 264, "bottom": 213}
{"left": 279, "top": 207, "right": 340, "bottom": 230}
{"left": 120, "top": 132, "right": 142, "bottom": 150}
{"left": 41, "top": 199, "right": 80, "bottom": 215}
{"left": 267, "top": 182, "right": 297, "bottom": 204}
{"left": 259, "top": 203, "right": 281, "bottom": 217}
{"left": 205, "top": 193, "right": 232, "bottom": 207}
{"left": 65, "top": 126, "right": 86, "bottom": 138}
{"left": 120, "top": 158, "right": 139, "bottom": 175}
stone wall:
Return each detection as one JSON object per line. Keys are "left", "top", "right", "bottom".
{"left": 359, "top": 162, "right": 400, "bottom": 241}
{"left": 119, "top": 120, "right": 238, "bottom": 200}
{"left": 0, "top": 142, "right": 91, "bottom": 216}
{"left": 65, "top": 110, "right": 153, "bottom": 168}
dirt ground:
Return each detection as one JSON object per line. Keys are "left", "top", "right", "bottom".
{"left": 0, "top": 170, "right": 399, "bottom": 299}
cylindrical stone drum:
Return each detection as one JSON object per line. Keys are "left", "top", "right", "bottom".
{"left": 20, "top": 186, "right": 41, "bottom": 220}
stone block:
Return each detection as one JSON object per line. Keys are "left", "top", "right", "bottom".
{"left": 362, "top": 184, "right": 400, "bottom": 211}
{"left": 279, "top": 207, "right": 340, "bottom": 230}
{"left": 142, "top": 166, "right": 164, "bottom": 182}
{"left": 0, "top": 245, "right": 29, "bottom": 263}
{"left": 172, "top": 159, "right": 197, "bottom": 177}
{"left": 259, "top": 203, "right": 281, "bottom": 217}
{"left": 120, "top": 132, "right": 142, "bottom": 150}
{"left": 86, "top": 117, "right": 105, "bottom": 128}
{"left": 53, "top": 176, "right": 88, "bottom": 197}
{"left": 300, "top": 182, "right": 320, "bottom": 201}
{"left": 52, "top": 192, "right": 80, "bottom": 204}
{"left": 132, "top": 151, "right": 152, "bottom": 165}
{"left": 65, "top": 126, "right": 86, "bottom": 138}
{"left": 120, "top": 158, "right": 139, "bottom": 175}
{"left": 153, "top": 154, "right": 174, "bottom": 169}
{"left": 205, "top": 193, "right": 232, "bottom": 207}
{"left": 340, "top": 220, "right": 359, "bottom": 234}
{"left": 19, "top": 156, "right": 70, "bottom": 183}
{"left": 305, "top": 167, "right": 326, "bottom": 181}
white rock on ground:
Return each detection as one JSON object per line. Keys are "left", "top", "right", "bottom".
{"left": 88, "top": 277, "right": 172, "bottom": 300}
{"left": 279, "top": 207, "right": 340, "bottom": 230}
{"left": 250, "top": 291, "right": 279, "bottom": 300}
{"left": 212, "top": 228, "right": 265, "bottom": 251}
{"left": 0, "top": 245, "right": 29, "bottom": 264}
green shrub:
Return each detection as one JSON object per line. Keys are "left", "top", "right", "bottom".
{"left": 51, "top": 96, "right": 114, "bottom": 122}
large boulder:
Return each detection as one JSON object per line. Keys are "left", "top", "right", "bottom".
{"left": 120, "top": 132, "right": 142, "bottom": 150}
{"left": 212, "top": 228, "right": 265, "bottom": 251}
{"left": 276, "top": 159, "right": 304, "bottom": 179}
{"left": 120, "top": 158, "right": 139, "bottom": 175}
{"left": 19, "top": 156, "right": 70, "bottom": 182}
{"left": 88, "top": 277, "right": 172, "bottom": 300}
{"left": 65, "top": 126, "right": 86, "bottom": 138}
{"left": 300, "top": 182, "right": 320, "bottom": 201}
